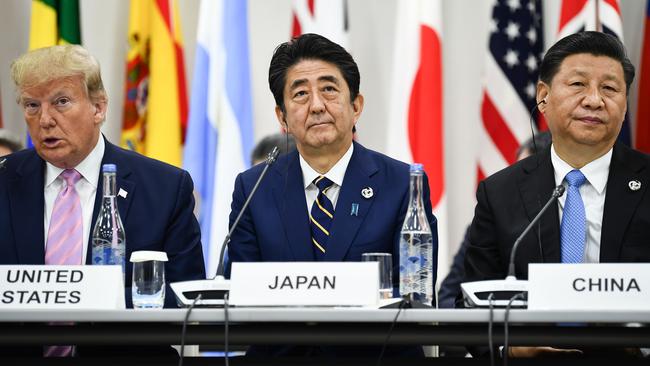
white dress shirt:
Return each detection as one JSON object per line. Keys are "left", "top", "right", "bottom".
{"left": 44, "top": 137, "right": 105, "bottom": 263}
{"left": 299, "top": 143, "right": 354, "bottom": 211}
{"left": 551, "top": 144, "right": 612, "bottom": 263}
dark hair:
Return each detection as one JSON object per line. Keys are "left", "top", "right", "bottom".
{"left": 251, "top": 133, "right": 296, "bottom": 165}
{"left": 0, "top": 129, "right": 24, "bottom": 154}
{"left": 516, "top": 130, "right": 552, "bottom": 158}
{"left": 539, "top": 31, "right": 635, "bottom": 93}
{"left": 268, "top": 33, "right": 360, "bottom": 113}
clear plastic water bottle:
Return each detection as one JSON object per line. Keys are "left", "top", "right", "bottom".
{"left": 91, "top": 164, "right": 126, "bottom": 279}
{"left": 399, "top": 163, "right": 433, "bottom": 306}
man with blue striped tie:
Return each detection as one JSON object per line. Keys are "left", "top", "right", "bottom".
{"left": 464, "top": 31, "right": 650, "bottom": 358}
{"left": 226, "top": 33, "right": 438, "bottom": 358}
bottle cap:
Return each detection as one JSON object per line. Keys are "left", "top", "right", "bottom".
{"left": 102, "top": 164, "right": 117, "bottom": 173}
{"left": 410, "top": 163, "right": 424, "bottom": 173}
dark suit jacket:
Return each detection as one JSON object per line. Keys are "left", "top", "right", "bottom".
{"left": 0, "top": 138, "right": 206, "bottom": 305}
{"left": 226, "top": 141, "right": 438, "bottom": 358}
{"left": 465, "top": 143, "right": 650, "bottom": 283}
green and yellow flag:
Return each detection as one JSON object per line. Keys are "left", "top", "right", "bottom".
{"left": 29, "top": 0, "right": 81, "bottom": 49}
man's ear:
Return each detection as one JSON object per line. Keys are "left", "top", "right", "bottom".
{"left": 275, "top": 105, "right": 288, "bottom": 132}
{"left": 536, "top": 81, "right": 549, "bottom": 112}
{"left": 93, "top": 99, "right": 108, "bottom": 124}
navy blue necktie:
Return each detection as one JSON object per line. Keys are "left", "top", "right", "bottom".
{"left": 560, "top": 169, "right": 587, "bottom": 263}
{"left": 310, "top": 176, "right": 334, "bottom": 260}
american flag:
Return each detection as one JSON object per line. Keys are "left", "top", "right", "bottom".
{"left": 636, "top": 0, "right": 650, "bottom": 153}
{"left": 558, "top": 0, "right": 630, "bottom": 145}
{"left": 478, "top": 0, "right": 544, "bottom": 181}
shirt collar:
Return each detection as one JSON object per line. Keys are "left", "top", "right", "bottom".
{"left": 299, "top": 142, "right": 354, "bottom": 189}
{"left": 550, "top": 143, "right": 611, "bottom": 194}
{"left": 45, "top": 136, "right": 105, "bottom": 188}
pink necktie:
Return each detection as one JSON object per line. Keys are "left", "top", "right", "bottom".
{"left": 45, "top": 169, "right": 83, "bottom": 266}
{"left": 44, "top": 169, "right": 82, "bottom": 357}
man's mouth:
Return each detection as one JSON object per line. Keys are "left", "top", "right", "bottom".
{"left": 42, "top": 138, "right": 62, "bottom": 148}
{"left": 577, "top": 116, "right": 603, "bottom": 125}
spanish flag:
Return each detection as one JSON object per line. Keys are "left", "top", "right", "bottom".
{"left": 121, "top": 0, "right": 188, "bottom": 167}
{"left": 29, "top": 0, "right": 81, "bottom": 49}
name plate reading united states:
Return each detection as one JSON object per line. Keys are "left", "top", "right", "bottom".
{"left": 528, "top": 263, "right": 650, "bottom": 310}
{"left": 229, "top": 262, "right": 379, "bottom": 306}
{"left": 0, "top": 265, "right": 125, "bottom": 310}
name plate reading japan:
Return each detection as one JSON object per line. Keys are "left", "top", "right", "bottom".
{"left": 528, "top": 263, "right": 650, "bottom": 310}
{"left": 0, "top": 265, "right": 125, "bottom": 310}
{"left": 229, "top": 262, "right": 379, "bottom": 306}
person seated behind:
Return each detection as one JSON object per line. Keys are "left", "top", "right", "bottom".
{"left": 226, "top": 33, "right": 438, "bottom": 358}
{"left": 250, "top": 132, "right": 296, "bottom": 165}
{"left": 0, "top": 129, "right": 24, "bottom": 157}
{"left": 463, "top": 31, "right": 648, "bottom": 358}
{"left": 437, "top": 131, "right": 552, "bottom": 310}
{"left": 0, "top": 45, "right": 205, "bottom": 356}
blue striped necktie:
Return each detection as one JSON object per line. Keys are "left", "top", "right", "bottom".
{"left": 560, "top": 169, "right": 587, "bottom": 263}
{"left": 310, "top": 176, "right": 334, "bottom": 260}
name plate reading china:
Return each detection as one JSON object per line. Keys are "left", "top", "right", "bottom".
{"left": 229, "top": 262, "right": 379, "bottom": 306}
{"left": 0, "top": 265, "right": 125, "bottom": 309}
{"left": 528, "top": 263, "right": 650, "bottom": 310}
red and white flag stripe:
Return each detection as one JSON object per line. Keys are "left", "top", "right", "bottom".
{"left": 291, "top": 0, "right": 349, "bottom": 49}
{"left": 558, "top": 0, "right": 623, "bottom": 39}
{"left": 387, "top": 0, "right": 447, "bottom": 278}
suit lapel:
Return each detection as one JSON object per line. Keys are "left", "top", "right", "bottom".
{"left": 325, "top": 143, "right": 378, "bottom": 261}
{"left": 600, "top": 144, "right": 648, "bottom": 262}
{"left": 86, "top": 140, "right": 136, "bottom": 263}
{"left": 517, "top": 149, "right": 561, "bottom": 262}
{"left": 274, "top": 152, "right": 314, "bottom": 261}
{"left": 8, "top": 152, "right": 46, "bottom": 264}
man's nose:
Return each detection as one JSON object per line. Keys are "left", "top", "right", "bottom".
{"left": 39, "top": 104, "right": 56, "bottom": 127}
{"left": 309, "top": 91, "right": 326, "bottom": 113}
{"left": 582, "top": 85, "right": 604, "bottom": 109}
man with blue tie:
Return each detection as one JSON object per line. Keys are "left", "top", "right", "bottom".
{"left": 464, "top": 31, "right": 650, "bottom": 358}
{"left": 226, "top": 33, "right": 438, "bottom": 357}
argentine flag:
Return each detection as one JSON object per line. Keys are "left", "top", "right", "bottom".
{"left": 183, "top": 0, "right": 254, "bottom": 275}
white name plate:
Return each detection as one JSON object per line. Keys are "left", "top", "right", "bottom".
{"left": 528, "top": 263, "right": 650, "bottom": 310}
{"left": 0, "top": 265, "right": 125, "bottom": 310}
{"left": 229, "top": 262, "right": 379, "bottom": 306}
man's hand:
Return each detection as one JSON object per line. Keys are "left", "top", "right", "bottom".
{"left": 508, "top": 346, "right": 583, "bottom": 358}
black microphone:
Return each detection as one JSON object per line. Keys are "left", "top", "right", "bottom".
{"left": 507, "top": 185, "right": 565, "bottom": 279}
{"left": 170, "top": 147, "right": 280, "bottom": 307}
{"left": 215, "top": 146, "right": 280, "bottom": 277}
{"left": 460, "top": 185, "right": 565, "bottom": 308}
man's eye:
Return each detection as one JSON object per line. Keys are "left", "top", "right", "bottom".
{"left": 294, "top": 91, "right": 307, "bottom": 98}
{"left": 55, "top": 98, "right": 70, "bottom": 106}
{"left": 23, "top": 102, "right": 39, "bottom": 112}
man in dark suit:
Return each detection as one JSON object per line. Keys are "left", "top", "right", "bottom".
{"left": 0, "top": 45, "right": 205, "bottom": 355}
{"left": 226, "top": 33, "right": 438, "bottom": 358}
{"left": 464, "top": 31, "right": 649, "bottom": 358}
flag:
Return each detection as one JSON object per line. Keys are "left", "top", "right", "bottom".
{"left": 27, "top": 0, "right": 81, "bottom": 147}
{"left": 558, "top": 0, "right": 630, "bottom": 145}
{"left": 121, "top": 0, "right": 188, "bottom": 167}
{"left": 637, "top": 0, "right": 650, "bottom": 154}
{"left": 291, "top": 0, "right": 349, "bottom": 48}
{"left": 478, "top": 0, "right": 544, "bottom": 182}
{"left": 183, "top": 0, "right": 254, "bottom": 275}
{"left": 386, "top": 1, "right": 446, "bottom": 282}
{"left": 29, "top": 0, "right": 81, "bottom": 48}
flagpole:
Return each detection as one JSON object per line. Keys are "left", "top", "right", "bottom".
{"left": 595, "top": 0, "right": 602, "bottom": 32}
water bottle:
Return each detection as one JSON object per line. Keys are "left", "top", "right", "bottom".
{"left": 91, "top": 164, "right": 126, "bottom": 278}
{"left": 399, "top": 163, "right": 433, "bottom": 306}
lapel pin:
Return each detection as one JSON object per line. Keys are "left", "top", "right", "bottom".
{"left": 628, "top": 180, "right": 641, "bottom": 191}
{"left": 350, "top": 203, "right": 359, "bottom": 216}
{"left": 361, "top": 187, "right": 373, "bottom": 199}
{"left": 118, "top": 188, "right": 128, "bottom": 198}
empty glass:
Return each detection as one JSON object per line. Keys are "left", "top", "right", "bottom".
{"left": 362, "top": 252, "right": 393, "bottom": 299}
{"left": 130, "top": 251, "right": 168, "bottom": 309}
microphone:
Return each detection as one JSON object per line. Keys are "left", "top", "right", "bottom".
{"left": 460, "top": 185, "right": 565, "bottom": 308}
{"left": 171, "top": 147, "right": 280, "bottom": 307}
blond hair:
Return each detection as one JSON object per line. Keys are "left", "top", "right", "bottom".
{"left": 10, "top": 45, "right": 107, "bottom": 103}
